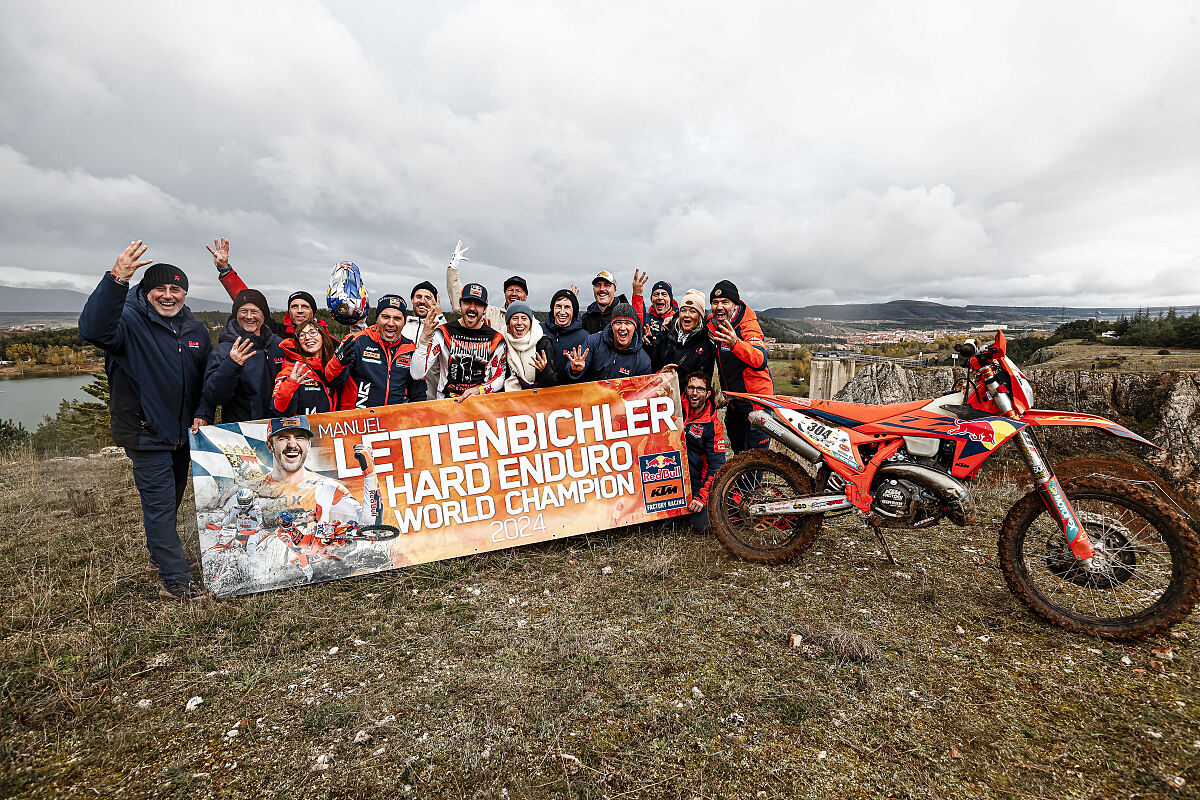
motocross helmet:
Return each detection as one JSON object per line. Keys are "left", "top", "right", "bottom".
{"left": 327, "top": 261, "right": 370, "bottom": 325}
{"left": 236, "top": 488, "right": 255, "bottom": 508}
{"left": 276, "top": 510, "right": 295, "bottom": 527}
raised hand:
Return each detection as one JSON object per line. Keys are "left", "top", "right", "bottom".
{"left": 112, "top": 240, "right": 152, "bottom": 281}
{"left": 567, "top": 345, "right": 589, "bottom": 375}
{"left": 228, "top": 336, "right": 258, "bottom": 366}
{"left": 420, "top": 304, "right": 440, "bottom": 343}
{"left": 353, "top": 443, "right": 375, "bottom": 472}
{"left": 710, "top": 319, "right": 739, "bottom": 347}
{"left": 288, "top": 361, "right": 312, "bottom": 383}
{"left": 206, "top": 237, "right": 230, "bottom": 271}
{"left": 532, "top": 349, "right": 548, "bottom": 371}
{"left": 449, "top": 239, "right": 470, "bottom": 270}
{"left": 631, "top": 268, "right": 648, "bottom": 296}
{"left": 569, "top": 284, "right": 579, "bottom": 297}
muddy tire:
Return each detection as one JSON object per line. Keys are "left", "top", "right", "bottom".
{"left": 709, "top": 449, "right": 824, "bottom": 564}
{"left": 998, "top": 474, "right": 1200, "bottom": 640}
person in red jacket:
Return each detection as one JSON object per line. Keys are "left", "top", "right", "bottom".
{"left": 683, "top": 371, "right": 727, "bottom": 532}
{"left": 706, "top": 279, "right": 773, "bottom": 453}
{"left": 272, "top": 320, "right": 347, "bottom": 415}
{"left": 206, "top": 237, "right": 331, "bottom": 338}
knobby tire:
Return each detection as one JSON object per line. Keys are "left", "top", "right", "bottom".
{"left": 709, "top": 449, "right": 824, "bottom": 564}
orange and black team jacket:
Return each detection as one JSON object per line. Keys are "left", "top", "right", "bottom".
{"left": 705, "top": 303, "right": 774, "bottom": 396}
{"left": 272, "top": 339, "right": 347, "bottom": 416}
{"left": 684, "top": 398, "right": 727, "bottom": 503}
{"left": 324, "top": 326, "right": 426, "bottom": 409}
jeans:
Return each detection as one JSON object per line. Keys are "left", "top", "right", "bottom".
{"left": 724, "top": 406, "right": 771, "bottom": 454}
{"left": 126, "top": 446, "right": 193, "bottom": 584}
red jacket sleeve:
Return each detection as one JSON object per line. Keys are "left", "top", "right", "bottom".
{"left": 272, "top": 367, "right": 301, "bottom": 413}
{"left": 632, "top": 293, "right": 645, "bottom": 324}
{"left": 218, "top": 267, "right": 249, "bottom": 300}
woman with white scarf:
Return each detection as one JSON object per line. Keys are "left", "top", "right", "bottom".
{"left": 503, "top": 301, "right": 557, "bottom": 391}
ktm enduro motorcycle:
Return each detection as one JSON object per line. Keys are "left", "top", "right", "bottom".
{"left": 710, "top": 331, "right": 1199, "bottom": 639}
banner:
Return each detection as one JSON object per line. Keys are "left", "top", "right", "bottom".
{"left": 190, "top": 372, "right": 690, "bottom": 596}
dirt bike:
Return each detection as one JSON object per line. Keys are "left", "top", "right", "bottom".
{"left": 709, "top": 330, "right": 1200, "bottom": 640}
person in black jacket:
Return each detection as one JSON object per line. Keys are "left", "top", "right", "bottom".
{"left": 198, "top": 289, "right": 286, "bottom": 424}
{"left": 567, "top": 302, "right": 652, "bottom": 381}
{"left": 543, "top": 289, "right": 589, "bottom": 379}
{"left": 581, "top": 270, "right": 647, "bottom": 334}
{"left": 78, "top": 241, "right": 214, "bottom": 604}
{"left": 650, "top": 288, "right": 715, "bottom": 380}
{"left": 325, "top": 294, "right": 427, "bottom": 407}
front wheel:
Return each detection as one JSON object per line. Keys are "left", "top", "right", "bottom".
{"left": 709, "top": 449, "right": 824, "bottom": 564}
{"left": 998, "top": 475, "right": 1200, "bottom": 640}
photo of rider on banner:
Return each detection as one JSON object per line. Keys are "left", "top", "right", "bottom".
{"left": 191, "top": 372, "right": 689, "bottom": 597}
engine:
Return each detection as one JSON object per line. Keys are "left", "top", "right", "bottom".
{"left": 870, "top": 476, "right": 945, "bottom": 527}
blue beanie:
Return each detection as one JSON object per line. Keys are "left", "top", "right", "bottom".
{"left": 505, "top": 300, "right": 534, "bottom": 325}
{"left": 651, "top": 280, "right": 674, "bottom": 300}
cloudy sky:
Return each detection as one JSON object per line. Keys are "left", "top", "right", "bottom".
{"left": 2, "top": 1, "right": 1198, "bottom": 311}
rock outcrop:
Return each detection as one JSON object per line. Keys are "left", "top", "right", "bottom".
{"left": 833, "top": 364, "right": 1200, "bottom": 497}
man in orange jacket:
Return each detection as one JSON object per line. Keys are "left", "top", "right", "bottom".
{"left": 706, "top": 280, "right": 773, "bottom": 453}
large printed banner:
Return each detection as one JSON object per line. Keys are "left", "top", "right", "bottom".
{"left": 190, "top": 373, "right": 689, "bottom": 596}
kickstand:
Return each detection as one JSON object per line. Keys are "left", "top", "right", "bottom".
{"left": 871, "top": 525, "right": 898, "bottom": 566}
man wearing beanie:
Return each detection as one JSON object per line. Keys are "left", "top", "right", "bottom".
{"left": 650, "top": 288, "right": 715, "bottom": 381}
{"left": 443, "top": 240, "right": 527, "bottom": 332}
{"left": 544, "top": 288, "right": 589, "bottom": 379}
{"left": 706, "top": 279, "right": 774, "bottom": 453}
{"left": 412, "top": 281, "right": 507, "bottom": 399}
{"left": 206, "top": 236, "right": 329, "bottom": 337}
{"left": 198, "top": 288, "right": 286, "bottom": 424}
{"left": 402, "top": 280, "right": 446, "bottom": 397}
{"left": 79, "top": 240, "right": 214, "bottom": 604}
{"left": 325, "top": 294, "right": 426, "bottom": 407}
{"left": 566, "top": 301, "right": 652, "bottom": 382}
{"left": 642, "top": 279, "right": 679, "bottom": 344}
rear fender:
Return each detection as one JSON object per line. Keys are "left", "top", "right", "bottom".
{"left": 1022, "top": 409, "right": 1160, "bottom": 450}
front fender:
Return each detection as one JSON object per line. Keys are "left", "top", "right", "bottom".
{"left": 1021, "top": 409, "right": 1160, "bottom": 450}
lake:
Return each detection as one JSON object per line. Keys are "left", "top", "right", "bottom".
{"left": 0, "top": 373, "right": 98, "bottom": 430}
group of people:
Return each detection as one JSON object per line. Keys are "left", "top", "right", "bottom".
{"left": 80, "top": 238, "right": 776, "bottom": 603}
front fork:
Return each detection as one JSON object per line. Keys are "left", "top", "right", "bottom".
{"left": 982, "top": 371, "right": 1096, "bottom": 564}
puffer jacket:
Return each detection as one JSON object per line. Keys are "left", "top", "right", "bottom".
{"left": 650, "top": 316, "right": 715, "bottom": 380}
{"left": 572, "top": 324, "right": 653, "bottom": 382}
{"left": 79, "top": 272, "right": 212, "bottom": 449}
{"left": 325, "top": 326, "right": 426, "bottom": 408}
{"left": 199, "top": 318, "right": 286, "bottom": 423}
{"left": 272, "top": 339, "right": 347, "bottom": 416}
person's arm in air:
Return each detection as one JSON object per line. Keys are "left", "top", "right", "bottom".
{"left": 79, "top": 241, "right": 151, "bottom": 351}
{"left": 410, "top": 318, "right": 444, "bottom": 381}
{"left": 630, "top": 269, "right": 647, "bottom": 324}
{"left": 444, "top": 240, "right": 468, "bottom": 311}
{"left": 206, "top": 237, "right": 250, "bottom": 300}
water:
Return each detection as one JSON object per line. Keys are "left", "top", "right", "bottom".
{"left": 0, "top": 374, "right": 98, "bottom": 430}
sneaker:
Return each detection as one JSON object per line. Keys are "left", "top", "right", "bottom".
{"left": 159, "top": 581, "right": 215, "bottom": 605}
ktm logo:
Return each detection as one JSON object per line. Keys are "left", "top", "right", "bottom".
{"left": 649, "top": 484, "right": 678, "bottom": 498}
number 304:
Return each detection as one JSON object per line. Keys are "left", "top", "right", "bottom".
{"left": 490, "top": 514, "right": 547, "bottom": 542}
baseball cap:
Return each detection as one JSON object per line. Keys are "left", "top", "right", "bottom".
{"left": 267, "top": 415, "right": 313, "bottom": 439}
{"left": 592, "top": 270, "right": 616, "bottom": 286}
{"left": 461, "top": 282, "right": 488, "bottom": 304}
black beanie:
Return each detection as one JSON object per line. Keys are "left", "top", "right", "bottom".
{"left": 550, "top": 288, "right": 579, "bottom": 321}
{"left": 610, "top": 302, "right": 638, "bottom": 325}
{"left": 410, "top": 280, "right": 438, "bottom": 300}
{"left": 710, "top": 280, "right": 741, "bottom": 305}
{"left": 140, "top": 263, "right": 189, "bottom": 293}
{"left": 233, "top": 288, "right": 271, "bottom": 319}
{"left": 287, "top": 290, "right": 317, "bottom": 313}
{"left": 374, "top": 294, "right": 408, "bottom": 322}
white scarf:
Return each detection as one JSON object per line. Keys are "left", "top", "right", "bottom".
{"left": 504, "top": 317, "right": 544, "bottom": 391}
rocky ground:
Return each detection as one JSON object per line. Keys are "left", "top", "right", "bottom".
{"left": 1, "top": 453, "right": 1197, "bottom": 799}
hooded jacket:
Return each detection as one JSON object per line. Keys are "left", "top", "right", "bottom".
{"left": 200, "top": 317, "right": 286, "bottom": 423}
{"left": 543, "top": 290, "right": 590, "bottom": 379}
{"left": 684, "top": 397, "right": 727, "bottom": 503}
{"left": 705, "top": 303, "right": 773, "bottom": 401}
{"left": 571, "top": 323, "right": 653, "bottom": 382}
{"left": 650, "top": 315, "right": 715, "bottom": 380}
{"left": 272, "top": 338, "right": 347, "bottom": 416}
{"left": 324, "top": 326, "right": 426, "bottom": 408}
{"left": 79, "top": 272, "right": 212, "bottom": 449}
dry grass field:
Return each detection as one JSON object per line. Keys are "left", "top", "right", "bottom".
{"left": 1025, "top": 342, "right": 1200, "bottom": 373}
{"left": 1, "top": 453, "right": 1198, "bottom": 799}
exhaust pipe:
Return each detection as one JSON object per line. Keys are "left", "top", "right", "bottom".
{"left": 748, "top": 410, "right": 821, "bottom": 463}
{"left": 875, "top": 462, "right": 977, "bottom": 526}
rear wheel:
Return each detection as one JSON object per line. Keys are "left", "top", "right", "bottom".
{"left": 709, "top": 449, "right": 824, "bottom": 564}
{"left": 354, "top": 525, "right": 400, "bottom": 542}
{"left": 998, "top": 475, "right": 1200, "bottom": 640}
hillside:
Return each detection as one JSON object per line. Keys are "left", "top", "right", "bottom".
{"left": 764, "top": 299, "right": 1182, "bottom": 325}
{"left": 1, "top": 451, "right": 1195, "bottom": 797}
{"left": 0, "top": 286, "right": 230, "bottom": 314}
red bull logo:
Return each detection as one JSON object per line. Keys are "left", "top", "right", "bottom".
{"left": 946, "top": 418, "right": 1019, "bottom": 451}
{"left": 639, "top": 451, "right": 687, "bottom": 513}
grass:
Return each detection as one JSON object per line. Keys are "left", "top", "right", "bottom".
{"left": 1, "top": 452, "right": 1198, "bottom": 798}
{"left": 1024, "top": 341, "right": 1200, "bottom": 372}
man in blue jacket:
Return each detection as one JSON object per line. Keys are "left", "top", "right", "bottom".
{"left": 79, "top": 241, "right": 214, "bottom": 604}
{"left": 566, "top": 302, "right": 652, "bottom": 382}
